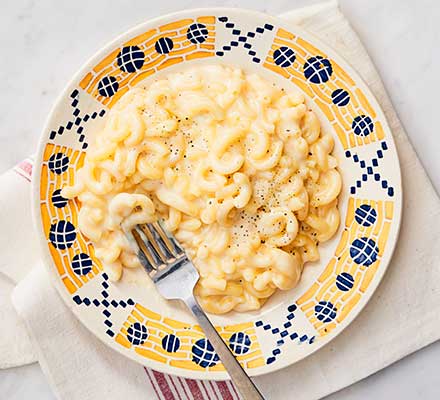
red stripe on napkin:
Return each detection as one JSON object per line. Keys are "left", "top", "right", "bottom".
{"left": 215, "top": 382, "right": 234, "bottom": 400}
{"left": 145, "top": 368, "right": 164, "bottom": 399}
{"left": 153, "top": 369, "right": 176, "bottom": 399}
{"left": 168, "top": 374, "right": 184, "bottom": 400}
{"left": 13, "top": 158, "right": 33, "bottom": 182}
{"left": 209, "top": 381, "right": 221, "bottom": 399}
{"left": 227, "top": 381, "right": 240, "bottom": 399}
{"left": 176, "top": 377, "right": 190, "bottom": 399}
{"left": 184, "top": 378, "right": 206, "bottom": 399}
{"left": 199, "top": 381, "right": 212, "bottom": 398}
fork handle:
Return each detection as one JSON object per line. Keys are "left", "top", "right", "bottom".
{"left": 185, "top": 296, "right": 265, "bottom": 400}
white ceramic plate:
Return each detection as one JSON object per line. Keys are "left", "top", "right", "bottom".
{"left": 33, "top": 8, "right": 402, "bottom": 379}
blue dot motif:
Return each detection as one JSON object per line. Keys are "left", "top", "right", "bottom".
{"left": 350, "top": 237, "right": 379, "bottom": 266}
{"left": 49, "top": 220, "right": 76, "bottom": 250}
{"left": 117, "top": 46, "right": 145, "bottom": 73}
{"left": 229, "top": 332, "right": 251, "bottom": 355}
{"left": 98, "top": 76, "right": 119, "bottom": 97}
{"left": 273, "top": 46, "right": 296, "bottom": 67}
{"left": 51, "top": 189, "right": 68, "bottom": 208}
{"left": 127, "top": 322, "right": 148, "bottom": 345}
{"left": 352, "top": 115, "right": 374, "bottom": 136}
{"left": 355, "top": 204, "right": 377, "bottom": 227}
{"left": 187, "top": 23, "right": 208, "bottom": 44}
{"left": 155, "top": 37, "right": 174, "bottom": 54}
{"left": 304, "top": 56, "right": 333, "bottom": 83}
{"left": 48, "top": 153, "right": 69, "bottom": 175}
{"left": 314, "top": 301, "right": 337, "bottom": 323}
{"left": 72, "top": 253, "right": 93, "bottom": 275}
{"left": 162, "top": 334, "right": 180, "bottom": 353}
{"left": 336, "top": 272, "right": 354, "bottom": 291}
{"left": 192, "top": 338, "right": 219, "bottom": 367}
{"left": 331, "top": 88, "right": 350, "bottom": 106}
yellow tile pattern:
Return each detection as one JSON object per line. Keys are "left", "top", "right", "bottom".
{"left": 116, "top": 304, "right": 264, "bottom": 370}
{"left": 79, "top": 17, "right": 216, "bottom": 108}
{"left": 264, "top": 28, "right": 385, "bottom": 149}
{"left": 296, "top": 198, "right": 394, "bottom": 336}
{"left": 39, "top": 144, "right": 102, "bottom": 294}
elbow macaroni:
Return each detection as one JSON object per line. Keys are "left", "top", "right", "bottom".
{"left": 62, "top": 65, "right": 342, "bottom": 314}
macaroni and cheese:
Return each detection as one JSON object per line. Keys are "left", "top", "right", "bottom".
{"left": 62, "top": 65, "right": 342, "bottom": 314}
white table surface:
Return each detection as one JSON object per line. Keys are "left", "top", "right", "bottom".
{"left": 1, "top": 0, "right": 439, "bottom": 399}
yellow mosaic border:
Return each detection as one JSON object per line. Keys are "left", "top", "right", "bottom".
{"left": 79, "top": 17, "right": 216, "bottom": 108}
{"left": 40, "top": 144, "right": 102, "bottom": 294}
{"left": 115, "top": 304, "right": 264, "bottom": 371}
{"left": 297, "top": 198, "right": 394, "bottom": 336}
{"left": 264, "top": 28, "right": 385, "bottom": 149}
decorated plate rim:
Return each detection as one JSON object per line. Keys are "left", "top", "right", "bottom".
{"left": 32, "top": 7, "right": 403, "bottom": 380}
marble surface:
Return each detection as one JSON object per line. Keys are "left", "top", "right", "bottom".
{"left": 1, "top": 0, "right": 439, "bottom": 398}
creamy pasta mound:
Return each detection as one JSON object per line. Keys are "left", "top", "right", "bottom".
{"left": 62, "top": 65, "right": 342, "bottom": 314}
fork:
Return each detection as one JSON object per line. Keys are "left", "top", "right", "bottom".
{"left": 125, "top": 221, "right": 265, "bottom": 400}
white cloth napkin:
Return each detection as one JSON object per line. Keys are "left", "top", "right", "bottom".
{"left": 0, "top": 162, "right": 37, "bottom": 368}
{"left": 3, "top": 1, "right": 440, "bottom": 399}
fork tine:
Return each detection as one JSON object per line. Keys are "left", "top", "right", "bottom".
{"left": 141, "top": 223, "right": 175, "bottom": 260}
{"left": 130, "top": 228, "right": 156, "bottom": 273}
{"left": 138, "top": 224, "right": 169, "bottom": 264}
{"left": 152, "top": 221, "right": 185, "bottom": 257}
{"left": 132, "top": 226, "right": 165, "bottom": 269}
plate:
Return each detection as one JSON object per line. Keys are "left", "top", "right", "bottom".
{"left": 33, "top": 8, "right": 402, "bottom": 379}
